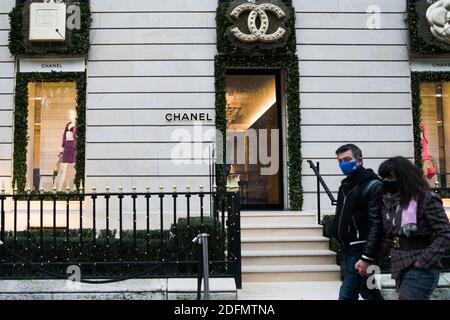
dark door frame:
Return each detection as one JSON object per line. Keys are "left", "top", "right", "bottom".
{"left": 226, "top": 68, "right": 284, "bottom": 210}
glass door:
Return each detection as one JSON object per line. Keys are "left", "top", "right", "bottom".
{"left": 225, "top": 70, "right": 283, "bottom": 209}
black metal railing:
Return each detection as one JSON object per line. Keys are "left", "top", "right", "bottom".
{"left": 307, "top": 160, "right": 337, "bottom": 225}
{"left": 0, "top": 189, "right": 242, "bottom": 289}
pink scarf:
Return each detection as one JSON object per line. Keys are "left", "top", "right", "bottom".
{"left": 401, "top": 199, "right": 418, "bottom": 237}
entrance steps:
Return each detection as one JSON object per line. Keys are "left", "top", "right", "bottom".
{"left": 241, "top": 211, "right": 340, "bottom": 282}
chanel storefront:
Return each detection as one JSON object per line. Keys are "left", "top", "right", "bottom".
{"left": 0, "top": 0, "right": 444, "bottom": 215}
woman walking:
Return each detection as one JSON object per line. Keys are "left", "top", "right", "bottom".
{"left": 378, "top": 156, "right": 450, "bottom": 300}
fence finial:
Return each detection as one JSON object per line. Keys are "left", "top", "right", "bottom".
{"left": 92, "top": 185, "right": 97, "bottom": 194}
{"left": 14, "top": 180, "right": 18, "bottom": 194}
{"left": 199, "top": 184, "right": 204, "bottom": 193}
{"left": 186, "top": 185, "right": 190, "bottom": 193}
{"left": 66, "top": 181, "right": 70, "bottom": 193}
{"left": 53, "top": 181, "right": 57, "bottom": 194}
{"left": 1, "top": 181, "right": 5, "bottom": 195}
{"left": 78, "top": 182, "right": 84, "bottom": 194}
{"left": 39, "top": 181, "right": 44, "bottom": 194}
{"left": 172, "top": 185, "right": 177, "bottom": 193}
{"left": 145, "top": 186, "right": 150, "bottom": 193}
{"left": 105, "top": 185, "right": 110, "bottom": 193}
{"left": 213, "top": 183, "right": 217, "bottom": 192}
{"left": 118, "top": 184, "right": 123, "bottom": 193}
{"left": 159, "top": 185, "right": 164, "bottom": 193}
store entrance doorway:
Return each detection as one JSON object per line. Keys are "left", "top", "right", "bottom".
{"left": 225, "top": 70, "right": 284, "bottom": 210}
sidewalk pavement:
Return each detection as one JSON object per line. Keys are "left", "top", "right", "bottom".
{"left": 237, "top": 281, "right": 341, "bottom": 300}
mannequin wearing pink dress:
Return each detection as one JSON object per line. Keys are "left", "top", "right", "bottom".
{"left": 420, "top": 123, "right": 437, "bottom": 181}
{"left": 421, "top": 123, "right": 431, "bottom": 161}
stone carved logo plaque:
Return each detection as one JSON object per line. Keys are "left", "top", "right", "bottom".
{"left": 226, "top": 0, "right": 289, "bottom": 49}
{"left": 426, "top": 0, "right": 450, "bottom": 44}
{"left": 230, "top": 3, "right": 286, "bottom": 42}
{"left": 412, "top": 0, "right": 450, "bottom": 52}
{"left": 29, "top": 0, "right": 66, "bottom": 42}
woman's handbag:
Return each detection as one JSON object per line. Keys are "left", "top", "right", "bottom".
{"left": 425, "top": 157, "right": 438, "bottom": 180}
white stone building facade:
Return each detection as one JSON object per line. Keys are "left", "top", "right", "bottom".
{"left": 0, "top": 0, "right": 416, "bottom": 217}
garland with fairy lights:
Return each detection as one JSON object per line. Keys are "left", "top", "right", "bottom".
{"left": 0, "top": 217, "right": 227, "bottom": 277}
{"left": 215, "top": 0, "right": 302, "bottom": 210}
{"left": 8, "top": 1, "right": 91, "bottom": 56}
{"left": 13, "top": 72, "right": 86, "bottom": 192}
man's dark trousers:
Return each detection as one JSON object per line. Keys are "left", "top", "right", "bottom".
{"left": 338, "top": 243, "right": 384, "bottom": 300}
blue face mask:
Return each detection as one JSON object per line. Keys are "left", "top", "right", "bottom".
{"left": 339, "top": 160, "right": 360, "bottom": 175}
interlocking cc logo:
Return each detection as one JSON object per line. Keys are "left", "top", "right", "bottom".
{"left": 229, "top": 3, "right": 287, "bottom": 43}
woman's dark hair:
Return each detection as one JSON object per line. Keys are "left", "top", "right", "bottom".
{"left": 378, "top": 156, "right": 429, "bottom": 207}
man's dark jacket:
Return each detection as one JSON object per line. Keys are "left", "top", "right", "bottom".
{"left": 331, "top": 167, "right": 383, "bottom": 263}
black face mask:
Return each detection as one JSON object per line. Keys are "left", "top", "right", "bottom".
{"left": 382, "top": 180, "right": 400, "bottom": 194}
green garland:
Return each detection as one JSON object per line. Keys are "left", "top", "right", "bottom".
{"left": 13, "top": 72, "right": 86, "bottom": 192}
{"left": 215, "top": 1, "right": 302, "bottom": 210}
{"left": 407, "top": 1, "right": 450, "bottom": 54}
{"left": 410, "top": 72, "right": 450, "bottom": 169}
{"left": 8, "top": 2, "right": 91, "bottom": 55}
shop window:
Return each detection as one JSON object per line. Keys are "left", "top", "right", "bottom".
{"left": 420, "top": 82, "right": 450, "bottom": 188}
{"left": 26, "top": 82, "right": 78, "bottom": 191}
{"left": 226, "top": 72, "right": 283, "bottom": 209}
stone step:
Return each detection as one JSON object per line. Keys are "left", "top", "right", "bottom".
{"left": 241, "top": 224, "right": 323, "bottom": 237}
{"left": 242, "top": 250, "right": 337, "bottom": 266}
{"left": 240, "top": 212, "right": 317, "bottom": 225}
{"left": 242, "top": 265, "right": 341, "bottom": 282}
{"left": 241, "top": 236, "right": 330, "bottom": 251}
{"left": 237, "top": 281, "right": 342, "bottom": 300}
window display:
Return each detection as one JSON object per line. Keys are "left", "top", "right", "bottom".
{"left": 420, "top": 82, "right": 450, "bottom": 188}
{"left": 26, "top": 82, "right": 77, "bottom": 191}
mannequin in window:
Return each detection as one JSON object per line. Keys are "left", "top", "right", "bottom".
{"left": 421, "top": 122, "right": 438, "bottom": 183}
{"left": 58, "top": 109, "right": 77, "bottom": 191}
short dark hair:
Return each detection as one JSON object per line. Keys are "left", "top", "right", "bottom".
{"left": 335, "top": 144, "right": 363, "bottom": 160}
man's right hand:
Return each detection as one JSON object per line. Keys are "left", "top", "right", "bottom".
{"left": 355, "top": 259, "right": 370, "bottom": 277}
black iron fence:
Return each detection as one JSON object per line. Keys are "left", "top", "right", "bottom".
{"left": 0, "top": 189, "right": 242, "bottom": 288}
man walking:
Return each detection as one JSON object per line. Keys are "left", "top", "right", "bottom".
{"left": 331, "top": 144, "right": 384, "bottom": 300}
